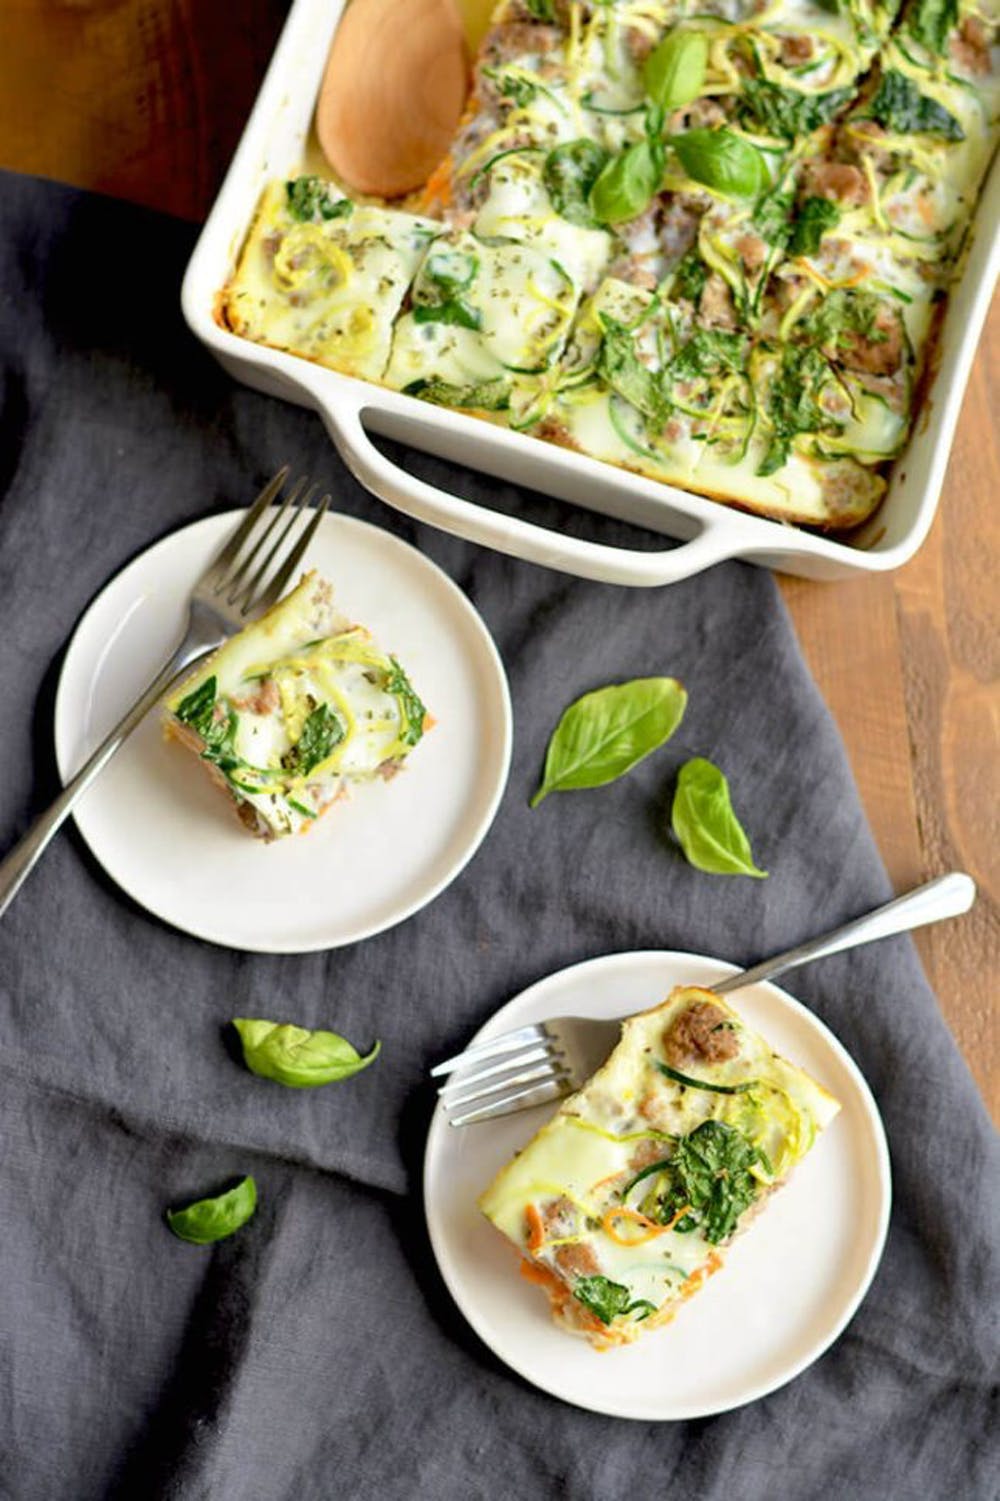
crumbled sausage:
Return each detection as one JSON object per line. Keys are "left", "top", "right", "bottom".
{"left": 664, "top": 1000, "right": 739, "bottom": 1068}
{"left": 780, "top": 34, "right": 815, "bottom": 64}
{"left": 625, "top": 24, "right": 656, "bottom": 63}
{"left": 630, "top": 1137, "right": 668, "bottom": 1171}
{"left": 804, "top": 161, "right": 869, "bottom": 206}
{"left": 838, "top": 305, "right": 904, "bottom": 377}
{"left": 555, "top": 1242, "right": 601, "bottom": 1279}
{"left": 232, "top": 677, "right": 280, "bottom": 715}
{"left": 735, "top": 232, "right": 767, "bottom": 274}
{"left": 951, "top": 15, "right": 991, "bottom": 75}
{"left": 698, "top": 273, "right": 737, "bottom": 329}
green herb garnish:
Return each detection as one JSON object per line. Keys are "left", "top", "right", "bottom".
{"left": 866, "top": 70, "right": 964, "bottom": 140}
{"left": 531, "top": 677, "right": 687, "bottom": 807}
{"left": 740, "top": 81, "right": 853, "bottom": 139}
{"left": 232, "top": 1019, "right": 380, "bottom": 1088}
{"left": 908, "top": 0, "right": 958, "bottom": 55}
{"left": 544, "top": 138, "right": 611, "bottom": 228}
{"left": 643, "top": 29, "right": 709, "bottom": 112}
{"left": 788, "top": 196, "right": 841, "bottom": 255}
{"left": 589, "top": 134, "right": 664, "bottom": 225}
{"left": 283, "top": 703, "right": 344, "bottom": 776}
{"left": 166, "top": 1176, "right": 257, "bottom": 1245}
{"left": 572, "top": 1275, "right": 658, "bottom": 1325}
{"left": 385, "top": 656, "right": 427, "bottom": 747}
{"left": 671, "top": 128, "right": 769, "bottom": 199}
{"left": 672, "top": 251, "right": 710, "bottom": 306}
{"left": 757, "top": 344, "right": 831, "bottom": 475}
{"left": 671, "top": 757, "right": 768, "bottom": 876}
{"left": 285, "top": 176, "right": 353, "bottom": 222}
{"left": 175, "top": 675, "right": 239, "bottom": 771}
{"left": 404, "top": 378, "right": 510, "bottom": 412}
{"left": 596, "top": 316, "right": 667, "bottom": 420}
{"left": 667, "top": 329, "right": 747, "bottom": 382}
{"left": 412, "top": 300, "right": 483, "bottom": 330}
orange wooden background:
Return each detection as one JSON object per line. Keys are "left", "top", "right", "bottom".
{"left": 1, "top": 0, "right": 995, "bottom": 1117}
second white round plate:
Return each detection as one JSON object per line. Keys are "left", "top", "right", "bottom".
{"left": 424, "top": 951, "right": 891, "bottom": 1421}
{"left": 54, "top": 510, "right": 512, "bottom": 951}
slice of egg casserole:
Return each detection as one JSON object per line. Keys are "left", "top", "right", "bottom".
{"left": 164, "top": 572, "right": 430, "bottom": 840}
{"left": 479, "top": 985, "right": 840, "bottom": 1349}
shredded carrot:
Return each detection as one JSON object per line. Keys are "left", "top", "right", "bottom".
{"left": 524, "top": 1202, "right": 545, "bottom": 1255}
{"left": 601, "top": 1207, "right": 666, "bottom": 1247}
{"left": 519, "top": 1256, "right": 558, "bottom": 1288}
{"left": 662, "top": 1204, "right": 693, "bottom": 1233}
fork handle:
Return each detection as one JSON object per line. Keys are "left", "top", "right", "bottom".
{"left": 0, "top": 641, "right": 213, "bottom": 920}
{"left": 713, "top": 871, "right": 976, "bottom": 996}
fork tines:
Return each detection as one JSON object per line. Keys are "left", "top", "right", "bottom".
{"left": 206, "top": 466, "right": 332, "bottom": 617}
{"left": 434, "top": 1022, "right": 573, "bottom": 1127}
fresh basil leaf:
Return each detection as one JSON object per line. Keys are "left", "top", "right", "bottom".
{"left": 384, "top": 656, "right": 427, "bottom": 747}
{"left": 671, "top": 757, "right": 767, "bottom": 876}
{"left": 908, "top": 0, "right": 958, "bottom": 54}
{"left": 643, "top": 29, "right": 709, "bottom": 112}
{"left": 166, "top": 1176, "right": 257, "bottom": 1245}
{"left": 788, "top": 195, "right": 840, "bottom": 255}
{"left": 672, "top": 251, "right": 710, "bottom": 305}
{"left": 572, "top": 1275, "right": 654, "bottom": 1325}
{"left": 286, "top": 176, "right": 352, "bottom": 222}
{"left": 404, "top": 377, "right": 510, "bottom": 411}
{"left": 866, "top": 69, "right": 964, "bottom": 140}
{"left": 412, "top": 300, "right": 483, "bottom": 330}
{"left": 589, "top": 138, "right": 664, "bottom": 224}
{"left": 543, "top": 139, "right": 611, "bottom": 228}
{"left": 283, "top": 703, "right": 344, "bottom": 776}
{"left": 424, "top": 248, "right": 478, "bottom": 296}
{"left": 531, "top": 677, "right": 687, "bottom": 807}
{"left": 671, "top": 129, "right": 768, "bottom": 199}
{"left": 596, "top": 316, "right": 667, "bottom": 419}
{"left": 667, "top": 328, "right": 746, "bottom": 381}
{"left": 233, "top": 1019, "right": 380, "bottom": 1088}
{"left": 740, "top": 81, "right": 853, "bottom": 139}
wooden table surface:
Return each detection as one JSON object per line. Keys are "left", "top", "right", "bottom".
{"left": 1, "top": 0, "right": 996, "bottom": 1117}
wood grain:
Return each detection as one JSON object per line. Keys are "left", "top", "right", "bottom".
{"left": 0, "top": 0, "right": 996, "bottom": 1117}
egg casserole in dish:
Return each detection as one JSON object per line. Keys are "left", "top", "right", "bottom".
{"left": 221, "top": 0, "right": 999, "bottom": 531}
{"left": 164, "top": 572, "right": 430, "bottom": 840}
{"left": 478, "top": 985, "right": 840, "bottom": 1347}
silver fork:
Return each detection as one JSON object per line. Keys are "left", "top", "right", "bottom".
{"left": 0, "top": 466, "right": 330, "bottom": 918}
{"left": 432, "top": 871, "right": 976, "bottom": 1126}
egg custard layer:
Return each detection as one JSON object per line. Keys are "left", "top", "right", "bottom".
{"left": 164, "top": 572, "right": 429, "bottom": 840}
{"left": 221, "top": 0, "right": 1000, "bottom": 532}
{"left": 479, "top": 985, "right": 840, "bottom": 1348}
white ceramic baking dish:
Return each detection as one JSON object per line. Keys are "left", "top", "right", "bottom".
{"left": 182, "top": 0, "right": 1000, "bottom": 587}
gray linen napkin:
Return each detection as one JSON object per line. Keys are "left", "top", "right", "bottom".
{"left": 0, "top": 170, "right": 996, "bottom": 1501}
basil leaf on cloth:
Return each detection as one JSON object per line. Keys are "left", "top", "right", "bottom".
{"left": 166, "top": 1177, "right": 258, "bottom": 1245}
{"left": 671, "top": 757, "right": 768, "bottom": 876}
{"left": 233, "top": 1020, "right": 381, "bottom": 1088}
{"left": 531, "top": 677, "right": 687, "bottom": 806}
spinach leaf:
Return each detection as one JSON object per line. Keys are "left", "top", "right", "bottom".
{"left": 671, "top": 757, "right": 767, "bottom": 876}
{"left": 866, "top": 70, "right": 964, "bottom": 140}
{"left": 404, "top": 377, "right": 510, "bottom": 411}
{"left": 753, "top": 181, "right": 796, "bottom": 247}
{"left": 672, "top": 251, "right": 710, "bottom": 306}
{"left": 233, "top": 1019, "right": 380, "bottom": 1088}
{"left": 589, "top": 137, "right": 664, "bottom": 224}
{"left": 544, "top": 139, "right": 611, "bottom": 228}
{"left": 801, "top": 288, "right": 884, "bottom": 349}
{"left": 531, "top": 677, "right": 687, "bottom": 807}
{"left": 671, "top": 129, "right": 768, "bottom": 199}
{"left": 384, "top": 656, "right": 427, "bottom": 746}
{"left": 643, "top": 29, "right": 709, "bottom": 112}
{"left": 667, "top": 329, "right": 747, "bottom": 381}
{"left": 286, "top": 176, "right": 353, "bottom": 222}
{"left": 788, "top": 195, "right": 840, "bottom": 255}
{"left": 572, "top": 1275, "right": 657, "bottom": 1325}
{"left": 908, "top": 0, "right": 958, "bottom": 53}
{"left": 655, "top": 1120, "right": 764, "bottom": 1244}
{"left": 424, "top": 248, "right": 478, "bottom": 296}
{"left": 596, "top": 316, "right": 666, "bottom": 419}
{"left": 741, "top": 81, "right": 853, "bottom": 139}
{"left": 166, "top": 1176, "right": 257, "bottom": 1245}
{"left": 283, "top": 703, "right": 344, "bottom": 776}
{"left": 175, "top": 675, "right": 239, "bottom": 771}
{"left": 758, "top": 344, "right": 830, "bottom": 474}
{"left": 412, "top": 300, "right": 483, "bottom": 330}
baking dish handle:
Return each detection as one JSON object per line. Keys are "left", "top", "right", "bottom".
{"left": 322, "top": 401, "right": 737, "bottom": 588}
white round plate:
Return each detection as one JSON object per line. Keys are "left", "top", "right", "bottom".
{"left": 424, "top": 951, "right": 891, "bottom": 1421}
{"left": 55, "top": 510, "right": 512, "bottom": 951}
